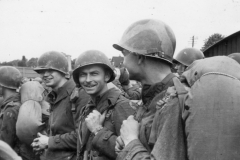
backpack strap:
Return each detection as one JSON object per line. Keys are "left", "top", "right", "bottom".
{"left": 172, "top": 77, "right": 188, "bottom": 111}
{"left": 134, "top": 105, "right": 146, "bottom": 122}
{"left": 161, "top": 73, "right": 176, "bottom": 85}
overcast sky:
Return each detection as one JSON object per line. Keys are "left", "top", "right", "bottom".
{"left": 0, "top": 0, "right": 240, "bottom": 62}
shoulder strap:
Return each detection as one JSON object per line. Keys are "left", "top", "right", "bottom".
{"left": 70, "top": 87, "right": 80, "bottom": 113}
{"left": 172, "top": 77, "right": 188, "bottom": 111}
{"left": 106, "top": 92, "right": 122, "bottom": 124}
{"left": 162, "top": 73, "right": 176, "bottom": 86}
{"left": 134, "top": 105, "right": 146, "bottom": 122}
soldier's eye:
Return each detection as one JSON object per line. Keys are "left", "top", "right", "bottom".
{"left": 91, "top": 71, "right": 99, "bottom": 76}
{"left": 79, "top": 73, "right": 85, "bottom": 77}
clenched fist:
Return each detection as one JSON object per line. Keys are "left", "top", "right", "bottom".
{"left": 85, "top": 110, "right": 107, "bottom": 135}
{"left": 120, "top": 115, "right": 139, "bottom": 146}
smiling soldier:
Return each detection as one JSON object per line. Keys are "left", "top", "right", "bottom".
{"left": 32, "top": 51, "right": 89, "bottom": 160}
{"left": 72, "top": 50, "right": 135, "bottom": 160}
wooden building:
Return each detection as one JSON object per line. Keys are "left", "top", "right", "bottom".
{"left": 203, "top": 31, "right": 240, "bottom": 57}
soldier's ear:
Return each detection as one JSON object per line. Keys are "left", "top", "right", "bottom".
{"left": 104, "top": 71, "right": 111, "bottom": 82}
{"left": 137, "top": 54, "right": 145, "bottom": 65}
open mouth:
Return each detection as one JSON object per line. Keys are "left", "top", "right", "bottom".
{"left": 43, "top": 78, "right": 53, "bottom": 83}
{"left": 83, "top": 84, "right": 97, "bottom": 88}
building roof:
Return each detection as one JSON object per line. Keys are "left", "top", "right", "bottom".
{"left": 203, "top": 30, "right": 240, "bottom": 53}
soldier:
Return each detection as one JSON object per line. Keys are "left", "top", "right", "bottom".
{"left": 118, "top": 67, "right": 141, "bottom": 100}
{"left": 112, "top": 68, "right": 124, "bottom": 91}
{"left": 173, "top": 48, "right": 204, "bottom": 76}
{"left": 0, "top": 66, "right": 38, "bottom": 160}
{"left": 31, "top": 51, "right": 90, "bottom": 160}
{"left": 113, "top": 19, "right": 185, "bottom": 159}
{"left": 72, "top": 50, "right": 135, "bottom": 160}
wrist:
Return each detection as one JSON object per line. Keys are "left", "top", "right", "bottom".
{"left": 92, "top": 125, "right": 103, "bottom": 135}
{"left": 123, "top": 137, "right": 138, "bottom": 146}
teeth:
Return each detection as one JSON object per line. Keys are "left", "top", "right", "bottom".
{"left": 85, "top": 84, "right": 96, "bottom": 88}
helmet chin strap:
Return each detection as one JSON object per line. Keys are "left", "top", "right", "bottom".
{"left": 65, "top": 72, "right": 70, "bottom": 79}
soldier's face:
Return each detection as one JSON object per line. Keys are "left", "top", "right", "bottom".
{"left": 175, "top": 63, "right": 187, "bottom": 76}
{"left": 78, "top": 65, "right": 110, "bottom": 97}
{"left": 39, "top": 70, "right": 65, "bottom": 90}
{"left": 122, "top": 49, "right": 139, "bottom": 80}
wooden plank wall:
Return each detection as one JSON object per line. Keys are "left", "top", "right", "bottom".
{"left": 204, "top": 33, "right": 240, "bottom": 57}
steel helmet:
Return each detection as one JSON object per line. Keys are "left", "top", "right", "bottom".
{"left": 72, "top": 50, "right": 115, "bottom": 87}
{"left": 113, "top": 19, "right": 176, "bottom": 64}
{"left": 0, "top": 66, "right": 22, "bottom": 90}
{"left": 174, "top": 48, "right": 204, "bottom": 66}
{"left": 228, "top": 53, "right": 240, "bottom": 64}
{"left": 34, "top": 51, "right": 69, "bottom": 76}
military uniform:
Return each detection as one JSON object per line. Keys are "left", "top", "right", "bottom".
{"left": 0, "top": 95, "right": 21, "bottom": 150}
{"left": 0, "top": 94, "right": 40, "bottom": 160}
{"left": 42, "top": 79, "right": 90, "bottom": 160}
{"left": 77, "top": 88, "right": 135, "bottom": 160}
{"left": 116, "top": 73, "right": 187, "bottom": 160}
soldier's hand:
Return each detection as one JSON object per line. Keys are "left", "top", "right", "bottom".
{"left": 31, "top": 141, "right": 43, "bottom": 155}
{"left": 120, "top": 115, "right": 139, "bottom": 146}
{"left": 85, "top": 110, "right": 107, "bottom": 134}
{"left": 114, "top": 68, "right": 121, "bottom": 80}
{"left": 115, "top": 136, "right": 125, "bottom": 154}
{"left": 32, "top": 133, "right": 49, "bottom": 150}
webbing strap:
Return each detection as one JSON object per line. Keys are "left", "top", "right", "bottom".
{"left": 172, "top": 77, "right": 188, "bottom": 111}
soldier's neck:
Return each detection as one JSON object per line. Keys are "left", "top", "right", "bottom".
{"left": 91, "top": 85, "right": 109, "bottom": 104}
{"left": 52, "top": 78, "right": 68, "bottom": 91}
{"left": 3, "top": 88, "right": 18, "bottom": 101}
{"left": 140, "top": 63, "right": 172, "bottom": 86}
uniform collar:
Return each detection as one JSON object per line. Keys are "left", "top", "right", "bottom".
{"left": 48, "top": 78, "right": 75, "bottom": 104}
{"left": 141, "top": 73, "right": 175, "bottom": 105}
{"left": 1, "top": 94, "right": 20, "bottom": 109}
{"left": 90, "top": 88, "right": 121, "bottom": 113}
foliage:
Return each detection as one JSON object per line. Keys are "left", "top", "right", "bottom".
{"left": 27, "top": 58, "right": 38, "bottom": 68}
{"left": 201, "top": 33, "right": 225, "bottom": 51}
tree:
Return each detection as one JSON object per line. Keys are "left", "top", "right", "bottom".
{"left": 0, "top": 60, "right": 19, "bottom": 66}
{"left": 201, "top": 33, "right": 225, "bottom": 51}
{"left": 27, "top": 58, "right": 38, "bottom": 68}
